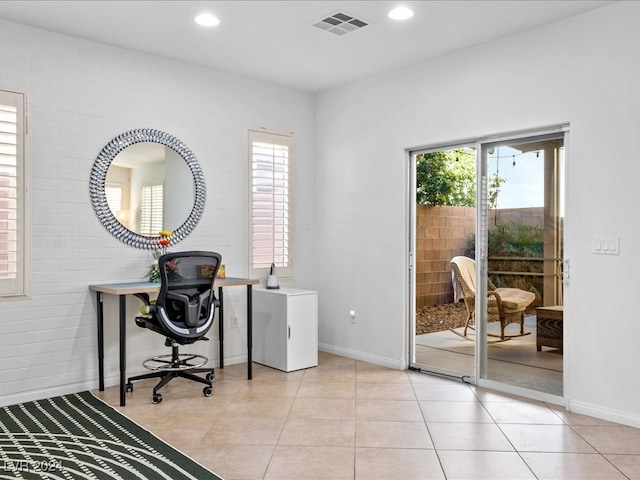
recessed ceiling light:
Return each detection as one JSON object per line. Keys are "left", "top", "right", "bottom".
{"left": 195, "top": 13, "right": 220, "bottom": 27}
{"left": 388, "top": 6, "right": 414, "bottom": 21}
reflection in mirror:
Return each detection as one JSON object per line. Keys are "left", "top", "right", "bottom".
{"left": 105, "top": 143, "right": 195, "bottom": 236}
{"left": 90, "top": 129, "right": 206, "bottom": 250}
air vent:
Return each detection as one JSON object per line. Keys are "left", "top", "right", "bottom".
{"left": 311, "top": 11, "right": 368, "bottom": 36}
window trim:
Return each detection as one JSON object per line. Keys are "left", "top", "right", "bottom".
{"left": 248, "top": 128, "right": 294, "bottom": 281}
{"left": 0, "top": 86, "right": 29, "bottom": 300}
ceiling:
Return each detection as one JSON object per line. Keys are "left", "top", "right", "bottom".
{"left": 0, "top": 0, "right": 614, "bottom": 92}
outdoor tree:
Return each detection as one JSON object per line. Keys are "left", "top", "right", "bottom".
{"left": 416, "top": 149, "right": 504, "bottom": 208}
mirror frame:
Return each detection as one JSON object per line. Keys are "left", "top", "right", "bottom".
{"left": 90, "top": 129, "right": 206, "bottom": 249}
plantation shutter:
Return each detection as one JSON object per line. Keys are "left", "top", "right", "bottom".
{"left": 249, "top": 130, "right": 293, "bottom": 278}
{"left": 0, "top": 89, "right": 26, "bottom": 297}
{"left": 139, "top": 183, "right": 163, "bottom": 236}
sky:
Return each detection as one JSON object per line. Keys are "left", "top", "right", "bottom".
{"left": 488, "top": 146, "right": 545, "bottom": 209}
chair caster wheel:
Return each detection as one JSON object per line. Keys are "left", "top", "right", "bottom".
{"left": 206, "top": 372, "right": 215, "bottom": 382}
{"left": 203, "top": 386, "right": 213, "bottom": 397}
{"left": 126, "top": 383, "right": 133, "bottom": 392}
{"left": 151, "top": 393, "right": 163, "bottom": 404}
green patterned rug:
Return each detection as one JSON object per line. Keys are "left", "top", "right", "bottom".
{"left": 0, "top": 391, "right": 222, "bottom": 479}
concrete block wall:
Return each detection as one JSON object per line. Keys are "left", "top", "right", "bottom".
{"left": 415, "top": 205, "right": 475, "bottom": 308}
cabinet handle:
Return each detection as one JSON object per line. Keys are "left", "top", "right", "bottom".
{"left": 288, "top": 325, "right": 291, "bottom": 339}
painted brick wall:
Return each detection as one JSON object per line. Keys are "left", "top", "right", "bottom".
{"left": 0, "top": 20, "right": 316, "bottom": 406}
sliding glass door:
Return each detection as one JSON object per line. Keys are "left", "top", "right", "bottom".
{"left": 409, "top": 126, "right": 566, "bottom": 398}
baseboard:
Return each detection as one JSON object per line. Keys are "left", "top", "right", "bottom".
{"left": 318, "top": 343, "right": 406, "bottom": 370}
{"left": 568, "top": 399, "right": 640, "bottom": 428}
{"left": 0, "top": 381, "right": 97, "bottom": 408}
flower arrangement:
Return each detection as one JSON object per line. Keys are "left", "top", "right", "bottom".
{"left": 147, "top": 230, "right": 181, "bottom": 282}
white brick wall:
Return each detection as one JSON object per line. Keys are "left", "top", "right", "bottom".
{"left": 0, "top": 19, "right": 316, "bottom": 406}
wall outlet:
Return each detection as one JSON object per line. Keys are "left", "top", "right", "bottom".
{"left": 349, "top": 310, "right": 357, "bottom": 323}
{"left": 231, "top": 316, "right": 239, "bottom": 328}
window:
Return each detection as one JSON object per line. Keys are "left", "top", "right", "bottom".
{"left": 139, "top": 183, "right": 163, "bottom": 236}
{"left": 0, "top": 88, "right": 27, "bottom": 298}
{"left": 249, "top": 129, "right": 293, "bottom": 279}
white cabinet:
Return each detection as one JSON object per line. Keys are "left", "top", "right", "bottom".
{"left": 252, "top": 287, "right": 318, "bottom": 372}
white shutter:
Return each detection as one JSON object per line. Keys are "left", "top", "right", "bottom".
{"left": 139, "top": 183, "right": 164, "bottom": 236}
{"left": 0, "top": 89, "right": 27, "bottom": 297}
{"left": 249, "top": 130, "right": 293, "bottom": 278}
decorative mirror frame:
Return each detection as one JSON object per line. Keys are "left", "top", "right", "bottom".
{"left": 90, "top": 129, "right": 206, "bottom": 249}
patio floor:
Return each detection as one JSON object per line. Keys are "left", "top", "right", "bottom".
{"left": 415, "top": 316, "right": 563, "bottom": 396}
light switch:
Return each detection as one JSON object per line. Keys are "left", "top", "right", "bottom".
{"left": 593, "top": 236, "right": 620, "bottom": 255}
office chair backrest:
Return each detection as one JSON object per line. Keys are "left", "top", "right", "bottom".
{"left": 156, "top": 251, "right": 222, "bottom": 342}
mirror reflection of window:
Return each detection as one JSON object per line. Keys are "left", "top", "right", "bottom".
{"left": 105, "top": 183, "right": 123, "bottom": 213}
{"left": 139, "top": 183, "right": 163, "bottom": 236}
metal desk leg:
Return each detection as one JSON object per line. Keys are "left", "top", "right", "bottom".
{"left": 218, "top": 286, "right": 224, "bottom": 369}
{"left": 119, "top": 294, "right": 127, "bottom": 407}
{"left": 96, "top": 292, "right": 105, "bottom": 391}
{"left": 247, "top": 284, "right": 252, "bottom": 380}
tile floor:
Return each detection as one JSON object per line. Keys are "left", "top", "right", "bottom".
{"left": 94, "top": 352, "right": 640, "bottom": 479}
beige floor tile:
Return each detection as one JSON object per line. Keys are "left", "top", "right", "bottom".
{"left": 546, "top": 404, "right": 622, "bottom": 426}
{"left": 356, "top": 382, "right": 416, "bottom": 401}
{"left": 355, "top": 367, "right": 411, "bottom": 384}
{"left": 572, "top": 425, "right": 640, "bottom": 455}
{"left": 222, "top": 396, "right": 294, "bottom": 419}
{"left": 419, "top": 400, "right": 493, "bottom": 423}
{"left": 233, "top": 379, "right": 301, "bottom": 398}
{"left": 521, "top": 452, "right": 628, "bottom": 479}
{"left": 95, "top": 352, "right": 640, "bottom": 480}
{"left": 318, "top": 352, "right": 357, "bottom": 369}
{"left": 355, "top": 447, "right": 444, "bottom": 480}
{"left": 296, "top": 381, "right": 356, "bottom": 399}
{"left": 289, "top": 397, "right": 355, "bottom": 420}
{"left": 190, "top": 444, "right": 275, "bottom": 480}
{"left": 412, "top": 382, "right": 478, "bottom": 401}
{"left": 428, "top": 422, "right": 514, "bottom": 451}
{"left": 605, "top": 454, "right": 640, "bottom": 479}
{"left": 438, "top": 450, "right": 537, "bottom": 479}
{"left": 264, "top": 445, "right": 354, "bottom": 479}
{"left": 200, "top": 416, "right": 285, "bottom": 445}
{"left": 301, "top": 366, "right": 356, "bottom": 383}
{"left": 500, "top": 424, "right": 597, "bottom": 453}
{"left": 279, "top": 418, "right": 355, "bottom": 446}
{"left": 356, "top": 399, "right": 424, "bottom": 422}
{"left": 482, "top": 400, "right": 565, "bottom": 424}
{"left": 356, "top": 420, "right": 433, "bottom": 449}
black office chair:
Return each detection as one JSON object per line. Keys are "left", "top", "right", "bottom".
{"left": 126, "top": 251, "right": 222, "bottom": 404}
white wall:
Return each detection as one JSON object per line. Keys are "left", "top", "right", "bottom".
{"left": 315, "top": 1, "right": 640, "bottom": 426}
{"left": 0, "top": 20, "right": 315, "bottom": 406}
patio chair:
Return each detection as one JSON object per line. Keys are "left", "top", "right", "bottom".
{"left": 450, "top": 256, "right": 535, "bottom": 340}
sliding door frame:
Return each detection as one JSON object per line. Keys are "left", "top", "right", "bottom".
{"left": 408, "top": 125, "right": 569, "bottom": 406}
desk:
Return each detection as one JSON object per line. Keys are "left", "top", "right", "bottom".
{"left": 90, "top": 277, "right": 259, "bottom": 406}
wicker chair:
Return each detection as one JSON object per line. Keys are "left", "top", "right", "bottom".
{"left": 450, "top": 256, "right": 535, "bottom": 340}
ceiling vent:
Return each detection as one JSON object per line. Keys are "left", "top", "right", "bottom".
{"left": 311, "top": 11, "right": 368, "bottom": 36}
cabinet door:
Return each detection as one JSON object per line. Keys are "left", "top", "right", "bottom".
{"left": 253, "top": 291, "right": 288, "bottom": 370}
{"left": 286, "top": 293, "right": 318, "bottom": 371}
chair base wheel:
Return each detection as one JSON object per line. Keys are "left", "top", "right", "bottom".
{"left": 203, "top": 386, "right": 213, "bottom": 397}
{"left": 206, "top": 372, "right": 215, "bottom": 382}
{"left": 152, "top": 393, "right": 163, "bottom": 404}
{"left": 125, "top": 383, "right": 133, "bottom": 392}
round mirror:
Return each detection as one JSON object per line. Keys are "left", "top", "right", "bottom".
{"left": 90, "top": 129, "right": 206, "bottom": 249}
